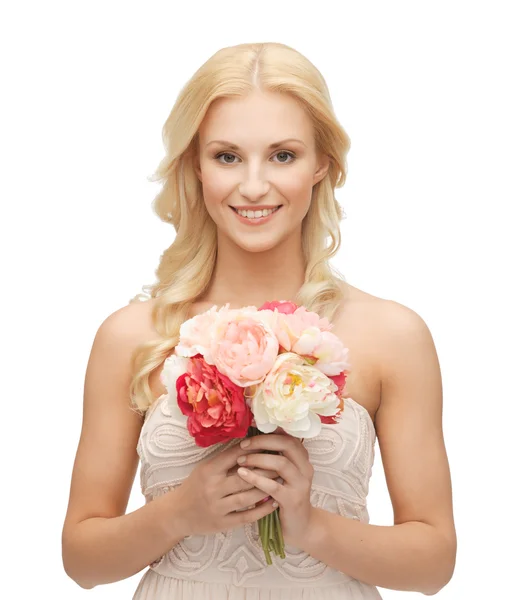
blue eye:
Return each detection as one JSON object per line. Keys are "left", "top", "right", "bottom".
{"left": 215, "top": 151, "right": 296, "bottom": 165}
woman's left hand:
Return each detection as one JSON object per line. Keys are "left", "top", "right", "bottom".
{"left": 236, "top": 432, "right": 315, "bottom": 549}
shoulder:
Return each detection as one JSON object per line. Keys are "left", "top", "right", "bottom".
{"left": 97, "top": 298, "right": 157, "bottom": 339}
{"left": 92, "top": 298, "right": 165, "bottom": 393}
{"left": 371, "top": 297, "right": 438, "bottom": 390}
{"left": 339, "top": 281, "right": 434, "bottom": 357}
{"left": 339, "top": 280, "right": 427, "bottom": 322}
{"left": 89, "top": 300, "right": 158, "bottom": 396}
{"left": 336, "top": 281, "right": 437, "bottom": 399}
{"left": 349, "top": 288, "right": 443, "bottom": 431}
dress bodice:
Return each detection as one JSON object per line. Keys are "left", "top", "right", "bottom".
{"left": 132, "top": 391, "right": 382, "bottom": 599}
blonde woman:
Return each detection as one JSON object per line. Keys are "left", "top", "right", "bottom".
{"left": 61, "top": 42, "right": 457, "bottom": 599}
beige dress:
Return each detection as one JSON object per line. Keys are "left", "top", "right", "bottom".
{"left": 132, "top": 392, "right": 383, "bottom": 599}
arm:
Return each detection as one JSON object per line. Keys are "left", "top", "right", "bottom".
{"left": 61, "top": 304, "right": 186, "bottom": 589}
{"left": 65, "top": 495, "right": 187, "bottom": 589}
{"left": 301, "top": 302, "right": 457, "bottom": 595}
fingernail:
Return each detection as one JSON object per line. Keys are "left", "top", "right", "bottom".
{"left": 237, "top": 456, "right": 246, "bottom": 464}
{"left": 238, "top": 467, "right": 249, "bottom": 476}
{"left": 240, "top": 439, "right": 250, "bottom": 448}
{"left": 272, "top": 501, "right": 279, "bottom": 508}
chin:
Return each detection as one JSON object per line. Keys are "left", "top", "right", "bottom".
{"left": 230, "top": 236, "right": 283, "bottom": 254}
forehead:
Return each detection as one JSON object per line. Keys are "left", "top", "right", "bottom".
{"left": 198, "top": 90, "right": 315, "bottom": 146}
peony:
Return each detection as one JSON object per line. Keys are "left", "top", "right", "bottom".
{"left": 203, "top": 305, "right": 279, "bottom": 387}
{"left": 308, "top": 331, "right": 351, "bottom": 376}
{"left": 258, "top": 300, "right": 298, "bottom": 314}
{"left": 174, "top": 354, "right": 252, "bottom": 447}
{"left": 248, "top": 352, "right": 342, "bottom": 439}
{"left": 161, "top": 352, "right": 190, "bottom": 419}
{"left": 257, "top": 305, "right": 333, "bottom": 354}
{"left": 175, "top": 304, "right": 222, "bottom": 358}
{"left": 320, "top": 371, "right": 347, "bottom": 424}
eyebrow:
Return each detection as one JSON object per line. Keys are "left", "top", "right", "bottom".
{"left": 206, "top": 138, "right": 307, "bottom": 150}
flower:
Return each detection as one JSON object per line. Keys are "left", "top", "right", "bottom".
{"left": 258, "top": 299, "right": 298, "bottom": 314}
{"left": 175, "top": 304, "right": 221, "bottom": 358}
{"left": 304, "top": 330, "right": 351, "bottom": 376}
{"left": 203, "top": 305, "right": 280, "bottom": 387}
{"left": 257, "top": 305, "right": 334, "bottom": 355}
{"left": 321, "top": 370, "right": 347, "bottom": 423}
{"left": 174, "top": 354, "right": 252, "bottom": 447}
{"left": 248, "top": 352, "right": 342, "bottom": 438}
{"left": 328, "top": 370, "right": 347, "bottom": 396}
{"left": 161, "top": 353, "right": 190, "bottom": 422}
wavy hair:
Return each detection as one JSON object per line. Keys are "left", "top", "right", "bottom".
{"left": 128, "top": 42, "right": 351, "bottom": 413}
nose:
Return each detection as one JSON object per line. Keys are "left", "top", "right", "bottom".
{"left": 238, "top": 164, "right": 271, "bottom": 201}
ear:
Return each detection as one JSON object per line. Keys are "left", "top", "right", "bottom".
{"left": 313, "top": 153, "right": 330, "bottom": 185}
{"left": 194, "top": 157, "right": 202, "bottom": 182}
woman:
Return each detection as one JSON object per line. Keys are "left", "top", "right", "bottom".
{"left": 61, "top": 42, "right": 457, "bottom": 598}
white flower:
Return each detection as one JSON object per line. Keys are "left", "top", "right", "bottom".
{"left": 160, "top": 353, "right": 189, "bottom": 424}
{"left": 248, "top": 352, "right": 341, "bottom": 439}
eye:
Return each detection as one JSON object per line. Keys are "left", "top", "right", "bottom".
{"left": 214, "top": 151, "right": 297, "bottom": 165}
{"left": 215, "top": 152, "right": 239, "bottom": 165}
{"left": 274, "top": 151, "right": 296, "bottom": 163}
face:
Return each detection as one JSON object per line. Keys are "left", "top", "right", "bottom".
{"left": 194, "top": 90, "right": 330, "bottom": 254}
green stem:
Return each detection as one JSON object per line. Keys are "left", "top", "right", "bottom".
{"left": 262, "top": 514, "right": 272, "bottom": 565}
{"left": 274, "top": 508, "right": 286, "bottom": 558}
{"left": 247, "top": 427, "right": 285, "bottom": 564}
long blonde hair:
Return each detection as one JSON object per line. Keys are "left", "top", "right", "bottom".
{"left": 128, "top": 42, "right": 351, "bottom": 413}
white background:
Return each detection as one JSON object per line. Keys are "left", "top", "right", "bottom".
{"left": 2, "top": 1, "right": 514, "bottom": 598}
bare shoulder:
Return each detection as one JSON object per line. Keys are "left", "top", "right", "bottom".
{"left": 330, "top": 282, "right": 394, "bottom": 423}
{"left": 339, "top": 280, "right": 428, "bottom": 328}
{"left": 338, "top": 282, "right": 437, "bottom": 382}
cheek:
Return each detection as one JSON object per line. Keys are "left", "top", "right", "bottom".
{"left": 200, "top": 163, "right": 235, "bottom": 205}
{"left": 202, "top": 175, "right": 231, "bottom": 205}
{"left": 278, "top": 171, "right": 313, "bottom": 204}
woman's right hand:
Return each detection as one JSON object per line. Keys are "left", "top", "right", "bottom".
{"left": 169, "top": 442, "right": 279, "bottom": 538}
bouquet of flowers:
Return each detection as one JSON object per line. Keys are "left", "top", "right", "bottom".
{"left": 160, "top": 299, "right": 350, "bottom": 564}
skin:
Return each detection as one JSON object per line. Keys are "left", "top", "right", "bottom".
{"left": 62, "top": 89, "right": 456, "bottom": 594}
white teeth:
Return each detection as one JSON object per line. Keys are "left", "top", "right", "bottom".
{"left": 235, "top": 207, "right": 280, "bottom": 219}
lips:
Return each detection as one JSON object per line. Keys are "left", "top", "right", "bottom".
{"left": 230, "top": 204, "right": 283, "bottom": 226}
{"left": 229, "top": 205, "right": 283, "bottom": 213}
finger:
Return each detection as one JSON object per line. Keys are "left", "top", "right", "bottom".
{"left": 224, "top": 496, "right": 277, "bottom": 529}
{"left": 236, "top": 466, "right": 285, "bottom": 505}
{"left": 208, "top": 442, "right": 264, "bottom": 474}
{"left": 240, "top": 434, "right": 312, "bottom": 477}
{"left": 227, "top": 465, "right": 280, "bottom": 480}
{"left": 220, "top": 486, "right": 273, "bottom": 514}
{"left": 237, "top": 453, "right": 299, "bottom": 485}
{"left": 222, "top": 469, "right": 280, "bottom": 496}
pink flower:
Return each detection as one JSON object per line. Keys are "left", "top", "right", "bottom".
{"left": 308, "top": 331, "right": 351, "bottom": 376}
{"left": 258, "top": 300, "right": 298, "bottom": 314}
{"left": 175, "top": 305, "right": 220, "bottom": 358}
{"left": 258, "top": 305, "right": 333, "bottom": 353}
{"left": 206, "top": 306, "right": 279, "bottom": 387}
{"left": 175, "top": 355, "right": 252, "bottom": 447}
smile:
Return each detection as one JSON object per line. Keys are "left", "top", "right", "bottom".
{"left": 229, "top": 205, "right": 283, "bottom": 225}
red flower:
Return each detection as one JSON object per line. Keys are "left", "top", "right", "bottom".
{"left": 320, "top": 371, "right": 347, "bottom": 424}
{"left": 176, "top": 355, "right": 252, "bottom": 447}
{"left": 258, "top": 300, "right": 298, "bottom": 314}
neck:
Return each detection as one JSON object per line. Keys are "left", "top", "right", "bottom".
{"left": 201, "top": 232, "right": 306, "bottom": 309}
